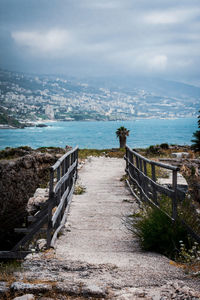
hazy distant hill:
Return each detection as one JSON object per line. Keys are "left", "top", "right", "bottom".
{"left": 85, "top": 76, "right": 200, "bottom": 98}
{"left": 0, "top": 69, "right": 199, "bottom": 122}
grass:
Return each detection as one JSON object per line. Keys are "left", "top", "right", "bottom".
{"left": 0, "top": 260, "right": 22, "bottom": 282}
{"left": 78, "top": 148, "right": 125, "bottom": 159}
{"left": 74, "top": 184, "right": 86, "bottom": 195}
{"left": 127, "top": 204, "right": 189, "bottom": 259}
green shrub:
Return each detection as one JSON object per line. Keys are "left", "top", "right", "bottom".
{"left": 146, "top": 145, "right": 161, "bottom": 156}
{"left": 129, "top": 206, "right": 189, "bottom": 258}
{"left": 160, "top": 143, "right": 169, "bottom": 149}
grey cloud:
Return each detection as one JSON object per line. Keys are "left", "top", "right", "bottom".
{"left": 0, "top": 0, "right": 199, "bottom": 85}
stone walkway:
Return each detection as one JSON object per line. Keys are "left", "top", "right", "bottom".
{"left": 12, "top": 157, "right": 200, "bottom": 299}
{"left": 54, "top": 157, "right": 200, "bottom": 298}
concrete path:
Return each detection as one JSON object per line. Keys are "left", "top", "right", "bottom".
{"left": 52, "top": 157, "right": 200, "bottom": 298}
{"left": 56, "top": 156, "right": 137, "bottom": 266}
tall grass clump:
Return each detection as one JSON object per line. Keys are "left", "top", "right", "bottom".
{"left": 129, "top": 206, "right": 189, "bottom": 258}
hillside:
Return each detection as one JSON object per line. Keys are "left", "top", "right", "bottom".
{"left": 0, "top": 107, "right": 24, "bottom": 128}
{"left": 0, "top": 69, "right": 199, "bottom": 122}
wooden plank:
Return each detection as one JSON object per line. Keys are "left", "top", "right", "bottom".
{"left": 143, "top": 161, "right": 147, "bottom": 175}
{"left": 126, "top": 168, "right": 173, "bottom": 221}
{"left": 50, "top": 176, "right": 75, "bottom": 248}
{"left": 180, "top": 219, "right": 200, "bottom": 244}
{"left": 12, "top": 213, "right": 48, "bottom": 251}
{"left": 151, "top": 164, "right": 158, "bottom": 204}
{"left": 57, "top": 166, "right": 61, "bottom": 182}
{"left": 125, "top": 179, "right": 143, "bottom": 207}
{"left": 46, "top": 193, "right": 55, "bottom": 248}
{"left": 14, "top": 228, "right": 46, "bottom": 233}
{"left": 51, "top": 146, "right": 78, "bottom": 171}
{"left": 49, "top": 168, "right": 54, "bottom": 195}
{"left": 129, "top": 161, "right": 175, "bottom": 198}
{"left": 52, "top": 187, "right": 69, "bottom": 227}
{"left": 54, "top": 160, "right": 77, "bottom": 194}
{"left": 0, "top": 251, "right": 30, "bottom": 259}
{"left": 126, "top": 146, "right": 179, "bottom": 171}
{"left": 172, "top": 170, "right": 178, "bottom": 220}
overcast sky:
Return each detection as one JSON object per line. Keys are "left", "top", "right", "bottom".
{"left": 0, "top": 0, "right": 200, "bottom": 85}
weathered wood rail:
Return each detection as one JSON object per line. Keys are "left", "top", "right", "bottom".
{"left": 125, "top": 145, "right": 200, "bottom": 244}
{"left": 0, "top": 146, "right": 78, "bottom": 258}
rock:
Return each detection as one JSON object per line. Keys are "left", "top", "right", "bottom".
{"left": 26, "top": 188, "right": 49, "bottom": 214}
{"left": 11, "top": 282, "right": 52, "bottom": 293}
{"left": 171, "top": 152, "right": 190, "bottom": 158}
{"left": 0, "top": 281, "right": 9, "bottom": 294}
{"left": 0, "top": 151, "right": 60, "bottom": 249}
{"left": 36, "top": 239, "right": 47, "bottom": 251}
{"left": 82, "top": 283, "right": 107, "bottom": 297}
{"left": 13, "top": 294, "right": 35, "bottom": 300}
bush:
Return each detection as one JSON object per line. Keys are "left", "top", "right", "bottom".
{"left": 160, "top": 143, "right": 169, "bottom": 150}
{"left": 146, "top": 145, "right": 161, "bottom": 156}
{"left": 128, "top": 206, "right": 190, "bottom": 259}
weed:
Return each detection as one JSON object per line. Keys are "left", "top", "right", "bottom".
{"left": 120, "top": 174, "right": 128, "bottom": 181}
{"left": 178, "top": 241, "right": 200, "bottom": 276}
{"left": 0, "top": 260, "right": 22, "bottom": 282}
{"left": 78, "top": 148, "right": 125, "bottom": 159}
{"left": 74, "top": 184, "right": 86, "bottom": 195}
{"left": 160, "top": 143, "right": 169, "bottom": 150}
{"left": 128, "top": 205, "right": 189, "bottom": 258}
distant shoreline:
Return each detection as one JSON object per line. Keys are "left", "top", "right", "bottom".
{"left": 0, "top": 116, "right": 197, "bottom": 129}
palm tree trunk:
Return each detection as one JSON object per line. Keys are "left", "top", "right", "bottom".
{"left": 119, "top": 136, "right": 126, "bottom": 148}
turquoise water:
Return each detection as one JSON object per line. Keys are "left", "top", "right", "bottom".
{"left": 0, "top": 118, "right": 198, "bottom": 150}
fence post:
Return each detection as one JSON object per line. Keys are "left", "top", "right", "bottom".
{"left": 47, "top": 168, "right": 54, "bottom": 248}
{"left": 151, "top": 164, "right": 158, "bottom": 204}
{"left": 172, "top": 170, "right": 178, "bottom": 220}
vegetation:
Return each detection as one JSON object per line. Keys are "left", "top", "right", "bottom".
{"left": 145, "top": 145, "right": 163, "bottom": 156}
{"left": 0, "top": 107, "right": 24, "bottom": 128}
{"left": 116, "top": 126, "right": 130, "bottom": 148}
{"left": 178, "top": 241, "right": 200, "bottom": 276}
{"left": 74, "top": 184, "right": 86, "bottom": 195}
{"left": 78, "top": 148, "right": 125, "bottom": 159}
{"left": 191, "top": 110, "right": 200, "bottom": 152}
{"left": 127, "top": 196, "right": 200, "bottom": 260}
{"left": 0, "top": 260, "right": 22, "bottom": 282}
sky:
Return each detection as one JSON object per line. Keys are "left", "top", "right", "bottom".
{"left": 0, "top": 0, "right": 200, "bottom": 85}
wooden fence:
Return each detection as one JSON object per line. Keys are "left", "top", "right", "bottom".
{"left": 124, "top": 145, "right": 200, "bottom": 244}
{"left": 0, "top": 146, "right": 78, "bottom": 258}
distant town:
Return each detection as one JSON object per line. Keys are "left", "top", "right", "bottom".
{"left": 0, "top": 69, "right": 199, "bottom": 127}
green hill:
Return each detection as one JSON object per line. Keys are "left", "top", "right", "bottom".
{"left": 0, "top": 107, "right": 24, "bottom": 128}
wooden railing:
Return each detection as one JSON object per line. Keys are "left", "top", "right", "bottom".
{"left": 125, "top": 145, "right": 200, "bottom": 243}
{"left": 0, "top": 146, "right": 78, "bottom": 258}
{"left": 47, "top": 146, "right": 78, "bottom": 248}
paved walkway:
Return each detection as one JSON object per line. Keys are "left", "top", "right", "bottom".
{"left": 56, "top": 156, "right": 137, "bottom": 266}
{"left": 18, "top": 157, "right": 200, "bottom": 299}
{"left": 53, "top": 157, "right": 200, "bottom": 298}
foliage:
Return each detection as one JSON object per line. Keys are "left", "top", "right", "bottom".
{"left": 160, "top": 143, "right": 169, "bottom": 149}
{"left": 146, "top": 145, "right": 162, "bottom": 156}
{"left": 191, "top": 110, "right": 200, "bottom": 152}
{"left": 127, "top": 190, "right": 200, "bottom": 260}
{"left": 116, "top": 126, "right": 130, "bottom": 138}
{"left": 74, "top": 184, "right": 86, "bottom": 195}
{"left": 0, "top": 107, "right": 24, "bottom": 128}
{"left": 0, "top": 146, "right": 33, "bottom": 160}
{"left": 129, "top": 206, "right": 189, "bottom": 258}
{"left": 178, "top": 241, "right": 200, "bottom": 276}
{"left": 78, "top": 148, "right": 125, "bottom": 159}
{"left": 116, "top": 126, "right": 130, "bottom": 148}
{"left": 0, "top": 260, "right": 22, "bottom": 281}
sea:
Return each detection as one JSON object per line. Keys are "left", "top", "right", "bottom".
{"left": 0, "top": 118, "right": 198, "bottom": 150}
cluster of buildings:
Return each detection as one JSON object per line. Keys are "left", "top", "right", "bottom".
{"left": 0, "top": 70, "right": 199, "bottom": 123}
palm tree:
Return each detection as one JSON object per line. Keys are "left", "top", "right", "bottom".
{"left": 191, "top": 110, "right": 200, "bottom": 152}
{"left": 116, "top": 126, "right": 130, "bottom": 148}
